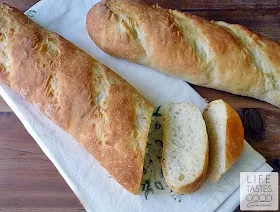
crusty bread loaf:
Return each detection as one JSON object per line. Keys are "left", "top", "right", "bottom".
{"left": 0, "top": 4, "right": 154, "bottom": 194}
{"left": 87, "top": 0, "right": 280, "bottom": 108}
{"left": 203, "top": 100, "right": 244, "bottom": 182}
{"left": 162, "top": 103, "right": 208, "bottom": 194}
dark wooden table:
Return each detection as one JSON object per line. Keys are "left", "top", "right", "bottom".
{"left": 0, "top": 0, "right": 279, "bottom": 211}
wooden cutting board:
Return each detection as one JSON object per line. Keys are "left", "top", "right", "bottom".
{"left": 0, "top": 0, "right": 279, "bottom": 211}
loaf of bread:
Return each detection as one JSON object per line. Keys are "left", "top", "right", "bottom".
{"left": 0, "top": 4, "right": 154, "bottom": 194}
{"left": 162, "top": 103, "right": 208, "bottom": 194}
{"left": 87, "top": 0, "right": 280, "bottom": 108}
{"left": 203, "top": 100, "right": 244, "bottom": 182}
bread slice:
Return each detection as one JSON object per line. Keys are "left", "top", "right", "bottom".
{"left": 203, "top": 100, "right": 244, "bottom": 182}
{"left": 162, "top": 103, "right": 209, "bottom": 194}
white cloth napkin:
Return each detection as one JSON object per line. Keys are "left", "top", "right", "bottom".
{"left": 0, "top": 0, "right": 272, "bottom": 211}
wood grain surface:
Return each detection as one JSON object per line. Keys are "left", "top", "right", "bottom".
{"left": 145, "top": 0, "right": 280, "bottom": 10}
{"left": 0, "top": 0, "right": 279, "bottom": 211}
{"left": 0, "top": 0, "right": 37, "bottom": 11}
{"left": 0, "top": 113, "right": 84, "bottom": 211}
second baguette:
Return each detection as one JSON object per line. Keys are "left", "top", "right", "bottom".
{"left": 87, "top": 0, "right": 280, "bottom": 108}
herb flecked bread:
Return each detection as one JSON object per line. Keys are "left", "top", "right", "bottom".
{"left": 203, "top": 100, "right": 244, "bottom": 182}
{"left": 87, "top": 0, "right": 280, "bottom": 108}
{"left": 0, "top": 4, "right": 154, "bottom": 194}
{"left": 162, "top": 103, "right": 208, "bottom": 194}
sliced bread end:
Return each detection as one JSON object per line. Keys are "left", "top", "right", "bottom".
{"left": 203, "top": 99, "right": 244, "bottom": 182}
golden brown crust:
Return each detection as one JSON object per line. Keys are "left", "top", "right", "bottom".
{"left": 203, "top": 99, "right": 244, "bottom": 182}
{"left": 224, "top": 101, "right": 244, "bottom": 170}
{"left": 0, "top": 4, "right": 154, "bottom": 194}
{"left": 87, "top": 0, "right": 280, "bottom": 108}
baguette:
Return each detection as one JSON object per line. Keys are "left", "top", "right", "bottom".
{"left": 87, "top": 0, "right": 280, "bottom": 108}
{"left": 162, "top": 103, "right": 208, "bottom": 194}
{"left": 0, "top": 4, "right": 154, "bottom": 194}
{"left": 203, "top": 100, "right": 244, "bottom": 182}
